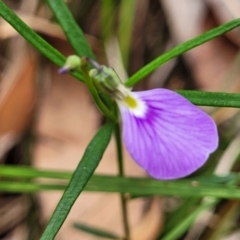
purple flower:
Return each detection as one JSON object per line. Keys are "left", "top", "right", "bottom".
{"left": 59, "top": 57, "right": 218, "bottom": 180}
{"left": 117, "top": 88, "right": 218, "bottom": 180}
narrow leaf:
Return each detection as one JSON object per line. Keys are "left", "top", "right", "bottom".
{"left": 161, "top": 199, "right": 216, "bottom": 240}
{"left": 40, "top": 122, "right": 114, "bottom": 240}
{"left": 0, "top": 1, "right": 64, "bottom": 66}
{"left": 0, "top": 165, "right": 71, "bottom": 180}
{"left": 162, "top": 198, "right": 201, "bottom": 235}
{"left": 46, "top": 0, "right": 95, "bottom": 58}
{"left": 0, "top": 181, "right": 66, "bottom": 192}
{"left": 0, "top": 1, "right": 83, "bottom": 81}
{"left": 125, "top": 19, "right": 240, "bottom": 87}
{"left": 178, "top": 90, "right": 240, "bottom": 108}
{"left": 85, "top": 175, "right": 240, "bottom": 199}
{"left": 1, "top": 172, "right": 240, "bottom": 199}
{"left": 73, "top": 222, "right": 121, "bottom": 240}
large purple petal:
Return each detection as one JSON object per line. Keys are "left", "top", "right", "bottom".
{"left": 118, "top": 89, "right": 218, "bottom": 180}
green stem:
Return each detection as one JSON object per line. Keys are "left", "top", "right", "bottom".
{"left": 80, "top": 59, "right": 116, "bottom": 121}
{"left": 115, "top": 123, "right": 130, "bottom": 240}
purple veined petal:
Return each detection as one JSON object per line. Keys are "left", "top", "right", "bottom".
{"left": 117, "top": 88, "right": 219, "bottom": 180}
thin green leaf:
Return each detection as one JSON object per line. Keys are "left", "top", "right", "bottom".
{"left": 0, "top": 1, "right": 63, "bottom": 66}
{"left": 85, "top": 175, "right": 240, "bottom": 199}
{"left": 73, "top": 222, "right": 121, "bottom": 240}
{"left": 0, "top": 165, "right": 71, "bottom": 180}
{"left": 1, "top": 172, "right": 240, "bottom": 199}
{"left": 0, "top": 181, "right": 66, "bottom": 192}
{"left": 125, "top": 19, "right": 240, "bottom": 87}
{"left": 161, "top": 199, "right": 216, "bottom": 240}
{"left": 2, "top": 166, "right": 235, "bottom": 183}
{"left": 40, "top": 122, "right": 114, "bottom": 240}
{"left": 0, "top": 0, "right": 83, "bottom": 81}
{"left": 162, "top": 198, "right": 201, "bottom": 235}
{"left": 177, "top": 90, "right": 240, "bottom": 108}
{"left": 46, "top": 0, "right": 95, "bottom": 59}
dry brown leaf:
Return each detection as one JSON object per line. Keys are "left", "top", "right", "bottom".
{"left": 0, "top": 13, "right": 66, "bottom": 40}
{"left": 0, "top": 47, "right": 37, "bottom": 158}
{"left": 161, "top": 0, "right": 239, "bottom": 91}
{"left": 206, "top": 0, "right": 240, "bottom": 47}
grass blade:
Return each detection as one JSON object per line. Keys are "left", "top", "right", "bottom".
{"left": 0, "top": 1, "right": 64, "bottom": 66}
{"left": 73, "top": 222, "right": 121, "bottom": 240}
{"left": 0, "top": 165, "right": 71, "bottom": 180}
{"left": 0, "top": 1, "right": 83, "bottom": 81}
{"left": 161, "top": 199, "right": 216, "bottom": 240}
{"left": 46, "top": 0, "right": 95, "bottom": 58}
{"left": 0, "top": 182, "right": 66, "bottom": 192}
{"left": 1, "top": 170, "right": 240, "bottom": 199}
{"left": 125, "top": 19, "right": 240, "bottom": 87}
{"left": 178, "top": 90, "right": 240, "bottom": 108}
{"left": 40, "top": 122, "right": 114, "bottom": 240}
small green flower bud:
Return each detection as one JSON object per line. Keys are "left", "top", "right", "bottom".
{"left": 58, "top": 55, "right": 81, "bottom": 74}
{"left": 89, "top": 69, "right": 98, "bottom": 78}
{"left": 89, "top": 65, "right": 127, "bottom": 99}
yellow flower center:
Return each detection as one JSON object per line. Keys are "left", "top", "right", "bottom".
{"left": 123, "top": 95, "right": 138, "bottom": 109}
